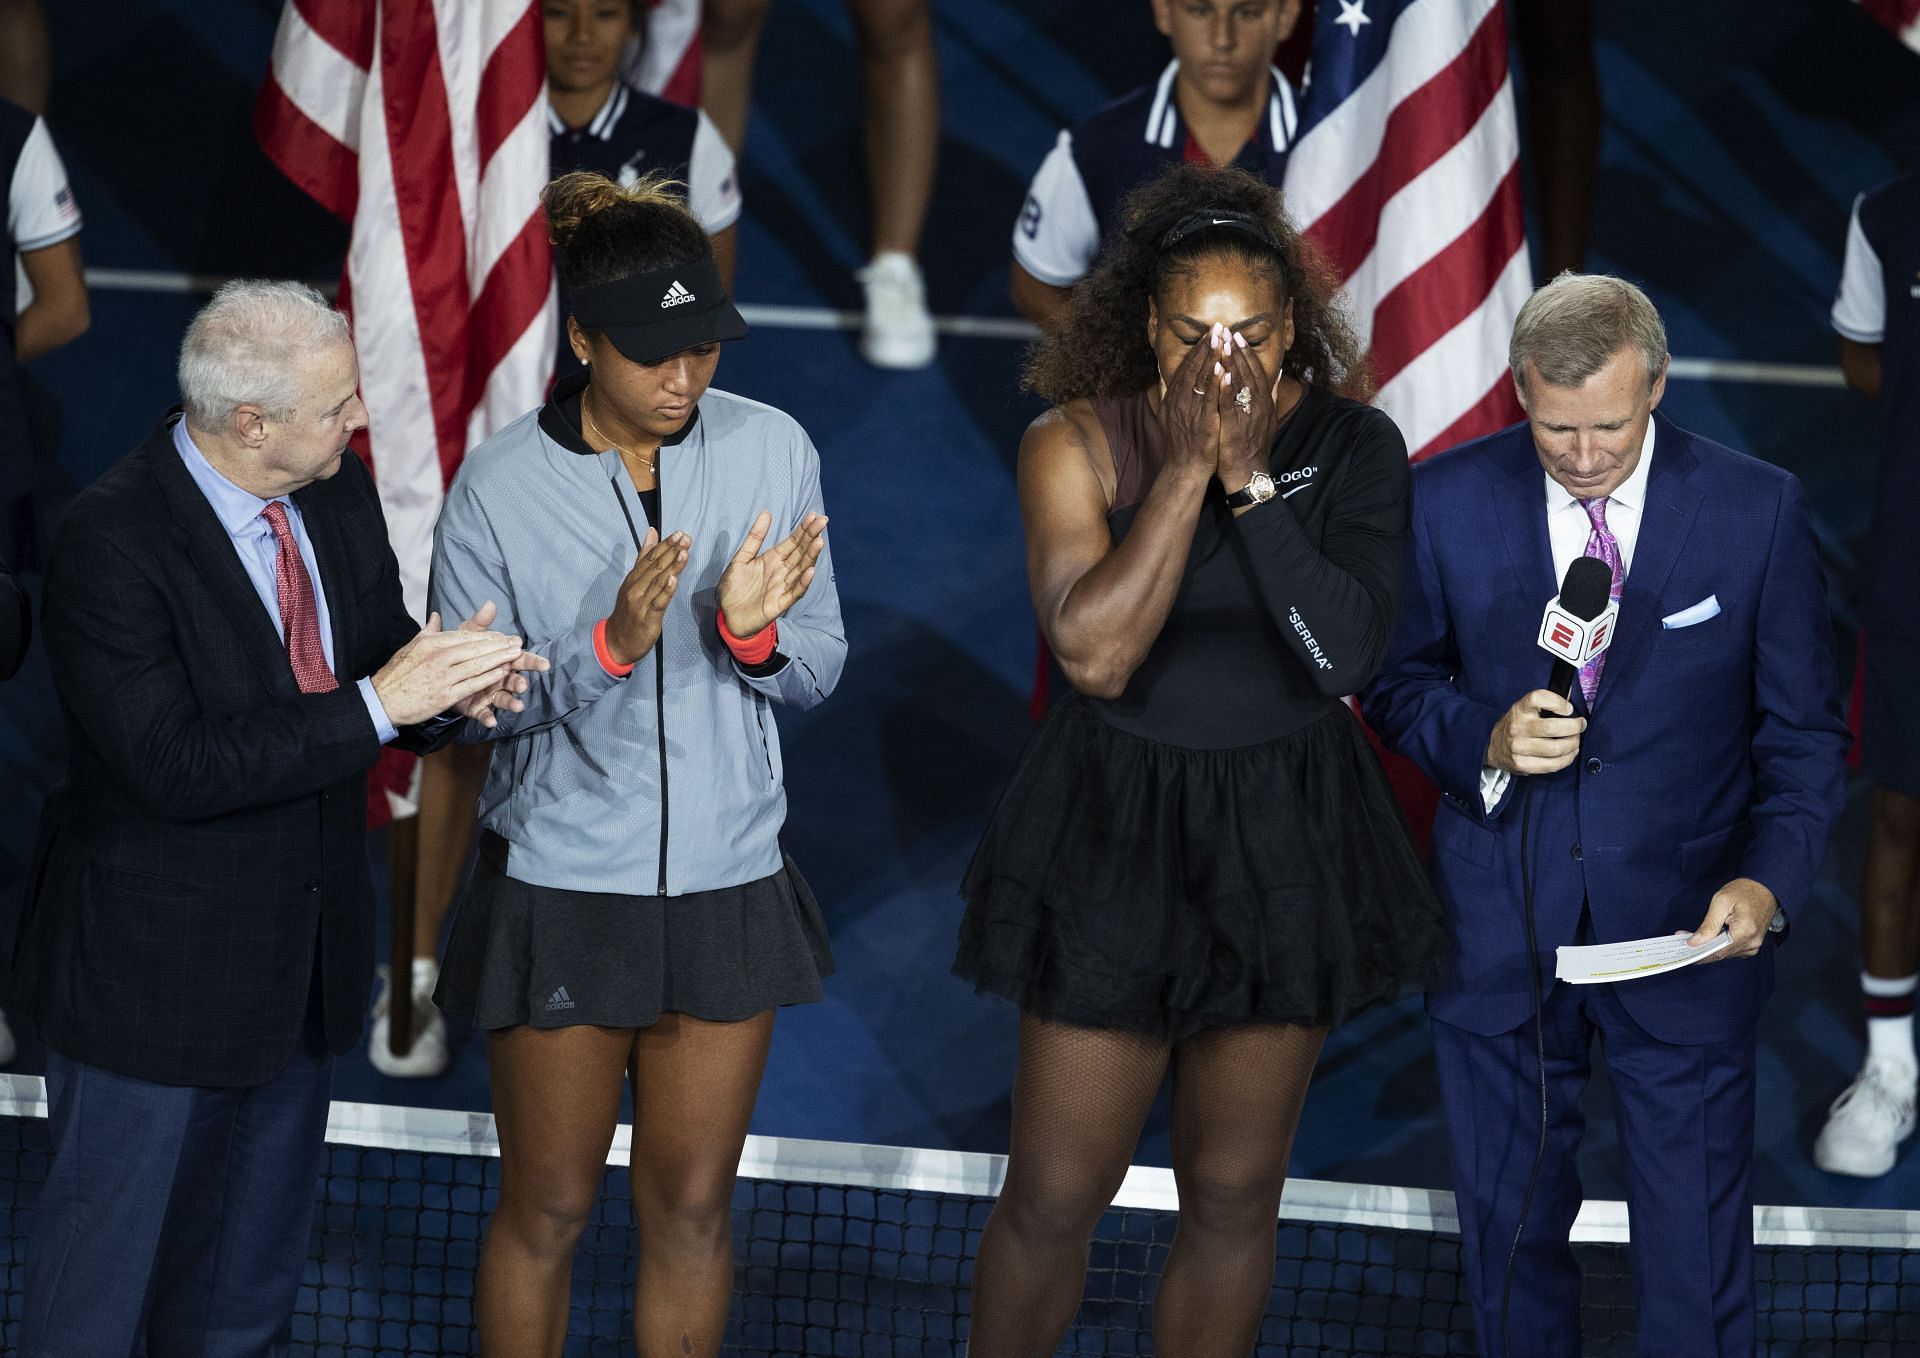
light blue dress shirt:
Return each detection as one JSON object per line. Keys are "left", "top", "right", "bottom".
{"left": 172, "top": 418, "right": 396, "bottom": 743}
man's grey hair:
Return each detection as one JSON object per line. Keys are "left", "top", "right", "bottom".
{"left": 1508, "top": 272, "right": 1668, "bottom": 395}
{"left": 177, "top": 280, "right": 352, "bottom": 429}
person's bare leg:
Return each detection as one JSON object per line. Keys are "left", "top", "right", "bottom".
{"left": 412, "top": 742, "right": 492, "bottom": 961}
{"left": 385, "top": 811, "right": 420, "bottom": 1051}
{"left": 479, "top": 1024, "right": 633, "bottom": 1356}
{"left": 1862, "top": 786, "right": 1920, "bottom": 984}
{"left": 967, "top": 1015, "right": 1170, "bottom": 1358}
{"left": 0, "top": 0, "right": 50, "bottom": 115}
{"left": 628, "top": 1010, "right": 775, "bottom": 1356}
{"left": 1153, "top": 1023, "right": 1327, "bottom": 1357}
{"left": 1512, "top": 0, "right": 1598, "bottom": 279}
{"left": 845, "top": 0, "right": 938, "bottom": 259}
{"left": 700, "top": 0, "right": 774, "bottom": 155}
{"left": 1816, "top": 783, "right": 1920, "bottom": 1176}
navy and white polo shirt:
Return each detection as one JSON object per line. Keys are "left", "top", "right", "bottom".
{"left": 549, "top": 81, "right": 741, "bottom": 234}
{"left": 1013, "top": 60, "right": 1299, "bottom": 289}
{"left": 1833, "top": 173, "right": 1920, "bottom": 636}
{"left": 3, "top": 97, "right": 83, "bottom": 499}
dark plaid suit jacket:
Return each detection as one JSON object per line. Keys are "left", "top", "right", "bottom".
{"left": 0, "top": 558, "right": 25, "bottom": 680}
{"left": 9, "top": 417, "right": 447, "bottom": 1087}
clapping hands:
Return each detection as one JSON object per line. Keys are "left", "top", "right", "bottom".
{"left": 717, "top": 511, "right": 828, "bottom": 637}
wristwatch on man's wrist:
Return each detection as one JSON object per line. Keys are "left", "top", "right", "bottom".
{"left": 1224, "top": 471, "right": 1278, "bottom": 508}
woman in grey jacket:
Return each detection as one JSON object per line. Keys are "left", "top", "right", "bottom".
{"left": 428, "top": 171, "right": 845, "bottom": 1356}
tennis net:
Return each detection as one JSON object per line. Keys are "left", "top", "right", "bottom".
{"left": 0, "top": 1072, "right": 1915, "bottom": 1355}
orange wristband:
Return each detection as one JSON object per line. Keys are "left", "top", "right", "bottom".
{"left": 593, "top": 618, "right": 636, "bottom": 677}
{"left": 717, "top": 610, "right": 778, "bottom": 665}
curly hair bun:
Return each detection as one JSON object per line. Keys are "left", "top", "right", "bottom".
{"left": 542, "top": 171, "right": 691, "bottom": 249}
{"left": 542, "top": 170, "right": 714, "bottom": 295}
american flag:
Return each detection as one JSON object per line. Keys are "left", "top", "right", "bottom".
{"left": 254, "top": 0, "right": 557, "bottom": 623}
{"left": 255, "top": 0, "right": 557, "bottom": 822}
{"left": 1283, "top": 0, "right": 1530, "bottom": 461}
{"left": 1859, "top": 0, "right": 1920, "bottom": 51}
{"left": 631, "top": 0, "right": 704, "bottom": 105}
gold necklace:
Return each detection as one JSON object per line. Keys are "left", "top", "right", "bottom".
{"left": 582, "top": 397, "right": 656, "bottom": 475}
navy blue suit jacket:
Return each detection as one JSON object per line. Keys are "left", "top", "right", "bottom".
{"left": 1362, "top": 414, "right": 1848, "bottom": 1044}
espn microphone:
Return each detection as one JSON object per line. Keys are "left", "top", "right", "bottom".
{"left": 1536, "top": 556, "right": 1617, "bottom": 705}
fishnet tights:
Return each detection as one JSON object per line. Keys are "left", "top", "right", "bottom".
{"left": 967, "top": 1016, "right": 1327, "bottom": 1358}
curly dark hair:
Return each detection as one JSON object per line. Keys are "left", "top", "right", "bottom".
{"left": 1023, "top": 163, "right": 1369, "bottom": 405}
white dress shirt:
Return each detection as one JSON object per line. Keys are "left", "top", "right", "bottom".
{"left": 1480, "top": 419, "right": 1657, "bottom": 812}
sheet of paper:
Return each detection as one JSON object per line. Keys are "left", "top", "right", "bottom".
{"left": 1554, "top": 930, "right": 1730, "bottom": 985}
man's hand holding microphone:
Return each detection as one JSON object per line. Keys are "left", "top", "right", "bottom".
{"left": 1486, "top": 555, "right": 1612, "bottom": 779}
{"left": 1490, "top": 553, "right": 1772, "bottom": 960}
{"left": 1486, "top": 691, "right": 1587, "bottom": 776}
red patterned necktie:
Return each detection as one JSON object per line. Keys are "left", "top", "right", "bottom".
{"left": 260, "top": 501, "right": 338, "bottom": 694}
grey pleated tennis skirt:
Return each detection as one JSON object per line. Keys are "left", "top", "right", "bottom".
{"left": 435, "top": 832, "right": 835, "bottom": 1030}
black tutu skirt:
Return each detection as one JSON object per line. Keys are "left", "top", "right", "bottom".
{"left": 955, "top": 696, "right": 1449, "bottom": 1039}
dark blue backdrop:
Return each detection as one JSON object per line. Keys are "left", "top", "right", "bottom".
{"left": 4, "top": 0, "right": 1917, "bottom": 1215}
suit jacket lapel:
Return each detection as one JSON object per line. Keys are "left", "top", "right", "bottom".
{"left": 1491, "top": 428, "right": 1556, "bottom": 604}
{"left": 294, "top": 476, "right": 353, "bottom": 677}
{"left": 1489, "top": 436, "right": 1551, "bottom": 706}
{"left": 146, "top": 426, "right": 303, "bottom": 699}
{"left": 1588, "top": 415, "right": 1703, "bottom": 717}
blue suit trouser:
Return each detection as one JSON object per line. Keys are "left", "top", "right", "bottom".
{"left": 20, "top": 1031, "right": 332, "bottom": 1356}
{"left": 1432, "top": 978, "right": 1757, "bottom": 1358}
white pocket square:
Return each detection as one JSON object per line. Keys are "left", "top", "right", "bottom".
{"left": 1661, "top": 595, "right": 1720, "bottom": 629}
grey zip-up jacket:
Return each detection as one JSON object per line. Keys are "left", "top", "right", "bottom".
{"left": 428, "top": 376, "right": 844, "bottom": 896}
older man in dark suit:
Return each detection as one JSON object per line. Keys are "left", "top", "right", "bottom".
{"left": 9, "top": 280, "right": 546, "bottom": 1356}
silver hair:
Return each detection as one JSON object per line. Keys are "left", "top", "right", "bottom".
{"left": 177, "top": 280, "right": 352, "bottom": 429}
{"left": 1508, "top": 271, "right": 1668, "bottom": 395}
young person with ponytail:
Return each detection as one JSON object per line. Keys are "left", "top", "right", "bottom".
{"left": 428, "top": 170, "right": 843, "bottom": 1356}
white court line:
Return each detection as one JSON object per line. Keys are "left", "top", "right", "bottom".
{"left": 731, "top": 301, "right": 1038, "bottom": 341}
{"left": 2, "top": 1074, "right": 1915, "bottom": 1247}
{"left": 1666, "top": 356, "right": 1847, "bottom": 388}
{"left": 82, "top": 268, "right": 1842, "bottom": 385}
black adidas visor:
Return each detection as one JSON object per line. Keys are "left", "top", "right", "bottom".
{"left": 568, "top": 262, "right": 748, "bottom": 365}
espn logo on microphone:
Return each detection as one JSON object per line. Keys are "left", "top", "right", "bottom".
{"left": 1537, "top": 597, "right": 1620, "bottom": 665}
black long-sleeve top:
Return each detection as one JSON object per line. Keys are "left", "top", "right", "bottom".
{"left": 1090, "top": 385, "right": 1411, "bottom": 749}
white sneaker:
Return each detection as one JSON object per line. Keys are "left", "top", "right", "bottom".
{"left": 368, "top": 962, "right": 449, "bottom": 1079}
{"left": 1814, "top": 1056, "right": 1917, "bottom": 1177}
{"left": 857, "top": 252, "right": 937, "bottom": 369}
{"left": 0, "top": 1009, "right": 15, "bottom": 1066}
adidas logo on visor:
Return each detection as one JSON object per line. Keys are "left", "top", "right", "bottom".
{"left": 661, "top": 279, "right": 695, "bottom": 308}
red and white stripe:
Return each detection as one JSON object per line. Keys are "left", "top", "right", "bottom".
{"left": 255, "top": 0, "right": 556, "bottom": 620}
{"left": 1283, "top": 0, "right": 1530, "bottom": 460}
{"left": 629, "top": 0, "right": 704, "bottom": 106}
{"left": 1859, "top": 0, "right": 1920, "bottom": 52}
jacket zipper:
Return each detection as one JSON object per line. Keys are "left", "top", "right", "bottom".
{"left": 606, "top": 461, "right": 671, "bottom": 896}
{"left": 655, "top": 481, "right": 669, "bottom": 898}
{"left": 655, "top": 641, "right": 669, "bottom": 897}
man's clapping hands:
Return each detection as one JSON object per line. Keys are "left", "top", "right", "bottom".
{"left": 372, "top": 601, "right": 550, "bottom": 727}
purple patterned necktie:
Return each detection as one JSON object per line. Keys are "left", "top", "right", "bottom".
{"left": 1578, "top": 496, "right": 1623, "bottom": 703}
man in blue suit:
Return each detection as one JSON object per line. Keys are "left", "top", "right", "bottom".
{"left": 1363, "top": 273, "right": 1848, "bottom": 1357}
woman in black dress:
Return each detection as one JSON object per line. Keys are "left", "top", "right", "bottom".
{"left": 955, "top": 163, "right": 1448, "bottom": 1356}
